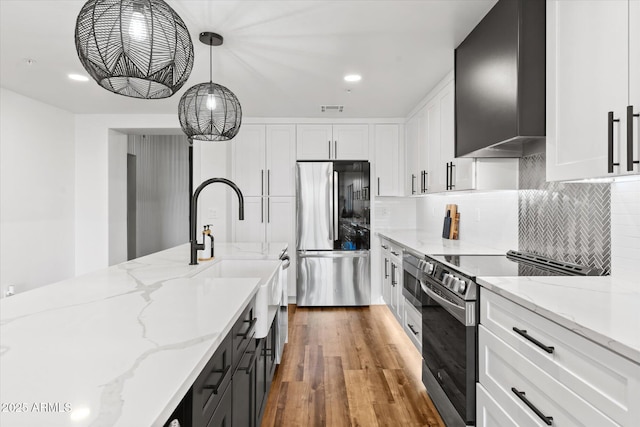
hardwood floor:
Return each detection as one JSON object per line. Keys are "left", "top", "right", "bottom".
{"left": 261, "top": 305, "right": 445, "bottom": 427}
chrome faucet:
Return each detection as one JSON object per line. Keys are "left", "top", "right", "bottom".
{"left": 190, "top": 178, "right": 244, "bottom": 265}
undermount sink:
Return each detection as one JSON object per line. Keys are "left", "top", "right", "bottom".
{"left": 194, "top": 259, "right": 283, "bottom": 338}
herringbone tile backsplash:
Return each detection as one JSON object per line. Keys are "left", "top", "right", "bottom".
{"left": 519, "top": 154, "right": 611, "bottom": 274}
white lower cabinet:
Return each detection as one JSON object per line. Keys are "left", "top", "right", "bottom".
{"left": 402, "top": 298, "right": 421, "bottom": 352}
{"left": 478, "top": 288, "right": 640, "bottom": 427}
{"left": 477, "top": 383, "right": 519, "bottom": 427}
{"left": 379, "top": 238, "right": 403, "bottom": 324}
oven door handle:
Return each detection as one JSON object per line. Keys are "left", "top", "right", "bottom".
{"left": 421, "top": 281, "right": 466, "bottom": 324}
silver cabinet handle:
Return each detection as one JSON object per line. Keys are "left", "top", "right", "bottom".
{"left": 261, "top": 197, "right": 264, "bottom": 223}
{"left": 377, "top": 177, "right": 380, "bottom": 196}
{"left": 328, "top": 140, "right": 331, "bottom": 159}
{"left": 267, "top": 197, "right": 270, "bottom": 223}
{"left": 334, "top": 140, "right": 337, "bottom": 159}
{"left": 267, "top": 169, "right": 271, "bottom": 196}
{"left": 411, "top": 174, "right": 416, "bottom": 194}
{"left": 261, "top": 169, "right": 264, "bottom": 196}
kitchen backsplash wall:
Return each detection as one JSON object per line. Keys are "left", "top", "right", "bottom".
{"left": 519, "top": 153, "right": 611, "bottom": 273}
{"left": 374, "top": 197, "right": 417, "bottom": 229}
{"left": 610, "top": 180, "right": 640, "bottom": 280}
{"left": 415, "top": 191, "right": 519, "bottom": 250}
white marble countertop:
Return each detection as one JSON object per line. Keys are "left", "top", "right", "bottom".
{"left": 0, "top": 242, "right": 287, "bottom": 426}
{"left": 478, "top": 275, "right": 640, "bottom": 364}
{"left": 376, "top": 228, "right": 508, "bottom": 256}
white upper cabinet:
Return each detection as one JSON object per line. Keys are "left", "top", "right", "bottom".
{"left": 374, "top": 124, "right": 401, "bottom": 196}
{"left": 295, "top": 124, "right": 333, "bottom": 160}
{"left": 266, "top": 125, "right": 296, "bottom": 196}
{"left": 233, "top": 124, "right": 295, "bottom": 197}
{"left": 547, "top": 0, "right": 639, "bottom": 180}
{"left": 296, "top": 124, "right": 369, "bottom": 160}
{"left": 424, "top": 77, "right": 475, "bottom": 193}
{"left": 405, "top": 111, "right": 422, "bottom": 195}
{"left": 630, "top": 0, "right": 640, "bottom": 173}
{"left": 232, "top": 125, "right": 266, "bottom": 197}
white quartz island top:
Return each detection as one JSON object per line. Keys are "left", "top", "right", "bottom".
{"left": 0, "top": 242, "right": 286, "bottom": 426}
{"left": 377, "top": 228, "right": 508, "bottom": 255}
{"left": 478, "top": 275, "right": 640, "bottom": 364}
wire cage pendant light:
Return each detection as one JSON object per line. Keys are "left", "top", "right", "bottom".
{"left": 75, "top": 0, "right": 194, "bottom": 99}
{"left": 178, "top": 32, "right": 242, "bottom": 142}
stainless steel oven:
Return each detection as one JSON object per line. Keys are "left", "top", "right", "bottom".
{"left": 419, "top": 250, "right": 604, "bottom": 426}
{"left": 402, "top": 251, "right": 423, "bottom": 310}
{"left": 419, "top": 257, "right": 477, "bottom": 427}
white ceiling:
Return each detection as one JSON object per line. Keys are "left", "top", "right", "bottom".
{"left": 0, "top": 0, "right": 496, "bottom": 118}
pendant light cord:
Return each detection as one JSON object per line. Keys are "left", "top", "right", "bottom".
{"left": 209, "top": 42, "right": 212, "bottom": 83}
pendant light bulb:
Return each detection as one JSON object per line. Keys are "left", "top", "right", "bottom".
{"left": 206, "top": 93, "right": 217, "bottom": 111}
{"left": 128, "top": 9, "right": 148, "bottom": 42}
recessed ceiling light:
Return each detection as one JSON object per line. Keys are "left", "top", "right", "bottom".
{"left": 68, "top": 74, "right": 89, "bottom": 82}
{"left": 344, "top": 74, "right": 362, "bottom": 82}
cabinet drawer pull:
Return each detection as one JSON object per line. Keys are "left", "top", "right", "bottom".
{"left": 411, "top": 174, "right": 416, "bottom": 194}
{"left": 328, "top": 140, "right": 331, "bottom": 158}
{"left": 512, "top": 327, "right": 554, "bottom": 353}
{"left": 391, "top": 250, "right": 399, "bottom": 256}
{"left": 511, "top": 387, "right": 553, "bottom": 425}
{"left": 237, "top": 318, "right": 257, "bottom": 339}
{"left": 202, "top": 364, "right": 230, "bottom": 394}
{"left": 384, "top": 258, "right": 389, "bottom": 279}
{"left": 239, "top": 349, "right": 259, "bottom": 374}
{"left": 608, "top": 111, "right": 621, "bottom": 173}
{"left": 381, "top": 244, "right": 389, "bottom": 250}
{"left": 377, "top": 177, "right": 380, "bottom": 196}
{"left": 628, "top": 105, "right": 639, "bottom": 171}
{"left": 407, "top": 323, "right": 419, "bottom": 336}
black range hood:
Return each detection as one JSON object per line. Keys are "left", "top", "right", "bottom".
{"left": 455, "top": 0, "right": 546, "bottom": 158}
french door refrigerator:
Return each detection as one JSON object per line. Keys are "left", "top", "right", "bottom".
{"left": 296, "top": 161, "right": 371, "bottom": 306}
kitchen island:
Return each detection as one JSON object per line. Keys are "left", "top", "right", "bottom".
{"left": 0, "top": 242, "right": 286, "bottom": 427}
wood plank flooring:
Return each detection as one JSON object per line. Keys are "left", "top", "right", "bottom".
{"left": 261, "top": 305, "right": 445, "bottom": 427}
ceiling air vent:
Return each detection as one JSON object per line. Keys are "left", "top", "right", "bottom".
{"left": 321, "top": 105, "right": 344, "bottom": 113}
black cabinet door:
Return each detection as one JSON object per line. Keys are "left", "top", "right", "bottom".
{"left": 265, "top": 316, "right": 277, "bottom": 390}
{"left": 232, "top": 338, "right": 257, "bottom": 427}
{"left": 192, "top": 333, "right": 233, "bottom": 426}
{"left": 206, "top": 381, "right": 232, "bottom": 427}
{"left": 255, "top": 338, "right": 267, "bottom": 423}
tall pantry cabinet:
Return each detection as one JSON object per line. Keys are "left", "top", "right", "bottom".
{"left": 232, "top": 124, "right": 296, "bottom": 296}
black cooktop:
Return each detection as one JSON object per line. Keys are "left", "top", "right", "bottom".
{"left": 430, "top": 250, "right": 603, "bottom": 278}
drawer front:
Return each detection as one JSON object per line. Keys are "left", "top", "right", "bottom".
{"left": 233, "top": 297, "right": 257, "bottom": 373}
{"left": 479, "top": 326, "right": 619, "bottom": 427}
{"left": 403, "top": 298, "right": 422, "bottom": 352}
{"left": 206, "top": 379, "right": 232, "bottom": 427}
{"left": 480, "top": 288, "right": 640, "bottom": 426}
{"left": 192, "top": 333, "right": 233, "bottom": 426}
{"left": 476, "top": 383, "right": 519, "bottom": 427}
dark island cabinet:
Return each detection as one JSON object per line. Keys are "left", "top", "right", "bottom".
{"left": 164, "top": 296, "right": 283, "bottom": 427}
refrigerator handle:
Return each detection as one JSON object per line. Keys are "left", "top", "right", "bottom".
{"left": 327, "top": 169, "right": 334, "bottom": 241}
{"left": 333, "top": 170, "right": 339, "bottom": 243}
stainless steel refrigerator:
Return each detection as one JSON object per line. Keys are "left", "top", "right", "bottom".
{"left": 296, "top": 161, "right": 371, "bottom": 306}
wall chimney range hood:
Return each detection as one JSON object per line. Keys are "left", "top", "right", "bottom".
{"left": 455, "top": 0, "right": 546, "bottom": 158}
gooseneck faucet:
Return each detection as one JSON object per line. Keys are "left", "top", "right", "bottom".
{"left": 190, "top": 178, "right": 244, "bottom": 265}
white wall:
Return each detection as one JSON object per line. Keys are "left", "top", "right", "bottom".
{"left": 416, "top": 190, "right": 519, "bottom": 250}
{"left": 0, "top": 88, "right": 75, "bottom": 295}
{"left": 610, "top": 179, "right": 640, "bottom": 280}
{"left": 108, "top": 130, "right": 127, "bottom": 265}
{"left": 74, "top": 114, "right": 178, "bottom": 275}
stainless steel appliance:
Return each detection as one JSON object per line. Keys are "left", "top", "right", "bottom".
{"left": 418, "top": 250, "right": 603, "bottom": 427}
{"left": 296, "top": 161, "right": 370, "bottom": 306}
{"left": 402, "top": 251, "right": 423, "bottom": 311}
{"left": 276, "top": 249, "right": 290, "bottom": 364}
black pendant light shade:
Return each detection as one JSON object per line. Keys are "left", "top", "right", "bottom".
{"left": 75, "top": 0, "right": 194, "bottom": 99}
{"left": 178, "top": 32, "right": 242, "bottom": 141}
{"left": 178, "top": 82, "right": 242, "bottom": 141}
